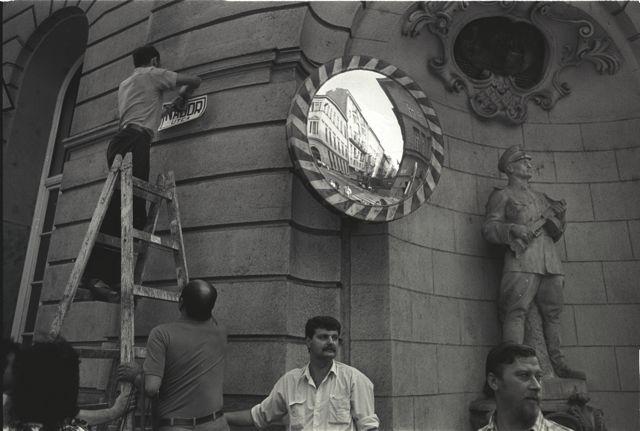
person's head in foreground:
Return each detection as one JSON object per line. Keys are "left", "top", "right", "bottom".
{"left": 305, "top": 315, "right": 341, "bottom": 362}
{"left": 179, "top": 279, "right": 217, "bottom": 321}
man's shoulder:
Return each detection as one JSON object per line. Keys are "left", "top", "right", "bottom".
{"left": 334, "top": 361, "right": 372, "bottom": 382}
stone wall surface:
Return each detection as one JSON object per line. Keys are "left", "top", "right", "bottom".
{"left": 3, "top": 1, "right": 639, "bottom": 430}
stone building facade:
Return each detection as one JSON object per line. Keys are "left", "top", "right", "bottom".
{"left": 3, "top": 1, "right": 639, "bottom": 430}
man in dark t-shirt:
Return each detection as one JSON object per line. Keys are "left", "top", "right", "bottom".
{"left": 120, "top": 280, "right": 228, "bottom": 431}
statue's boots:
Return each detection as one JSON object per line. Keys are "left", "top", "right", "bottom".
{"left": 552, "top": 359, "right": 586, "bottom": 380}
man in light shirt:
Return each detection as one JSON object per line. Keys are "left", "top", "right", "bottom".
{"left": 479, "top": 343, "right": 573, "bottom": 431}
{"left": 85, "top": 44, "right": 200, "bottom": 296}
{"left": 225, "top": 316, "right": 379, "bottom": 431}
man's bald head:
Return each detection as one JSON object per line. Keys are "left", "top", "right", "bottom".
{"left": 179, "top": 279, "right": 217, "bottom": 321}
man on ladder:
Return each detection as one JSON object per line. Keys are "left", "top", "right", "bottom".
{"left": 86, "top": 44, "right": 201, "bottom": 298}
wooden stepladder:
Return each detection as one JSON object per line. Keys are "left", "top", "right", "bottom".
{"left": 48, "top": 152, "right": 189, "bottom": 431}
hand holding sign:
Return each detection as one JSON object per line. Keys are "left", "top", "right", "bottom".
{"left": 159, "top": 95, "right": 208, "bottom": 131}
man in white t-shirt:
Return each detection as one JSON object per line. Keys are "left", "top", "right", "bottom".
{"left": 86, "top": 45, "right": 200, "bottom": 296}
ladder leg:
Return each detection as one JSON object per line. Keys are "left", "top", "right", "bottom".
{"left": 165, "top": 171, "right": 189, "bottom": 290}
{"left": 133, "top": 173, "right": 166, "bottom": 285}
{"left": 49, "top": 155, "right": 123, "bottom": 338}
{"left": 120, "top": 152, "right": 135, "bottom": 431}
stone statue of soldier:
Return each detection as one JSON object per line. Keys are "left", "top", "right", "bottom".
{"left": 482, "top": 145, "right": 585, "bottom": 380}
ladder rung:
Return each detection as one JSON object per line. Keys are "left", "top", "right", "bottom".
{"left": 132, "top": 229, "right": 179, "bottom": 250}
{"left": 133, "top": 284, "right": 180, "bottom": 302}
{"left": 132, "top": 177, "right": 172, "bottom": 201}
{"left": 73, "top": 346, "right": 147, "bottom": 359}
{"left": 96, "top": 233, "right": 143, "bottom": 253}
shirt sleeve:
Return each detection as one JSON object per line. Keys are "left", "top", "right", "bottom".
{"left": 150, "top": 68, "right": 178, "bottom": 91}
{"left": 250, "top": 375, "right": 288, "bottom": 429}
{"left": 350, "top": 371, "right": 379, "bottom": 431}
{"left": 143, "top": 326, "right": 167, "bottom": 378}
{"left": 482, "top": 189, "right": 512, "bottom": 245}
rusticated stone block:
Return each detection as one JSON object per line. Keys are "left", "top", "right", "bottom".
{"left": 602, "top": 261, "right": 640, "bottom": 303}
{"left": 84, "top": 1, "right": 123, "bottom": 26}
{"left": 590, "top": 181, "right": 640, "bottom": 220}
{"left": 41, "top": 262, "right": 74, "bottom": 302}
{"left": 71, "top": 92, "right": 118, "bottom": 135}
{"left": 351, "top": 234, "right": 389, "bottom": 285}
{"left": 309, "top": 1, "right": 361, "bottom": 28}
{"left": 523, "top": 123, "right": 582, "bottom": 151}
{"left": 432, "top": 295, "right": 461, "bottom": 344}
{"left": 436, "top": 345, "right": 490, "bottom": 393}
{"left": 431, "top": 102, "right": 474, "bottom": 142}
{"left": 414, "top": 393, "right": 479, "bottom": 431}
{"left": 79, "top": 357, "right": 113, "bottom": 391}
{"left": 88, "top": 1, "right": 153, "bottom": 43}
{"left": 157, "top": 8, "right": 306, "bottom": 71}
{"left": 581, "top": 118, "right": 640, "bottom": 150}
{"left": 350, "top": 340, "right": 392, "bottom": 396}
{"left": 2, "top": 7, "right": 35, "bottom": 48}
{"left": 225, "top": 340, "right": 294, "bottom": 395}
{"left": 430, "top": 168, "right": 478, "bottom": 214}
{"left": 459, "top": 299, "right": 500, "bottom": 345}
{"left": 554, "top": 150, "right": 618, "bottom": 183}
{"left": 433, "top": 251, "right": 498, "bottom": 300}
{"left": 565, "top": 221, "right": 632, "bottom": 261}
{"left": 630, "top": 219, "right": 640, "bottom": 258}
{"left": 350, "top": 7, "right": 401, "bottom": 43}
{"left": 563, "top": 262, "right": 606, "bottom": 304}
{"left": 448, "top": 137, "right": 501, "bottom": 178}
{"left": 392, "top": 342, "right": 437, "bottom": 396}
{"left": 290, "top": 228, "right": 340, "bottom": 282}
{"left": 48, "top": 222, "right": 89, "bottom": 263}
{"left": 574, "top": 304, "right": 640, "bottom": 345}
{"left": 471, "top": 117, "right": 523, "bottom": 149}
{"left": 390, "top": 204, "right": 456, "bottom": 252}
{"left": 389, "top": 237, "right": 433, "bottom": 293}
{"left": 134, "top": 296, "right": 181, "bottom": 336}
{"left": 35, "top": 302, "right": 119, "bottom": 341}
{"left": 350, "top": 283, "right": 390, "bottom": 341}
{"left": 287, "top": 282, "right": 340, "bottom": 336}
{"left": 389, "top": 286, "right": 413, "bottom": 341}
{"left": 392, "top": 396, "right": 415, "bottom": 431}
{"left": 148, "top": 1, "right": 293, "bottom": 42}
{"left": 54, "top": 183, "right": 102, "bottom": 225}
{"left": 411, "top": 293, "right": 433, "bottom": 343}
{"left": 152, "top": 126, "right": 290, "bottom": 182}
{"left": 454, "top": 212, "right": 490, "bottom": 255}
{"left": 291, "top": 175, "right": 341, "bottom": 231}
{"left": 562, "top": 346, "right": 619, "bottom": 391}
{"left": 76, "top": 57, "right": 129, "bottom": 104}
{"left": 61, "top": 145, "right": 110, "bottom": 190}
{"left": 155, "top": 173, "right": 293, "bottom": 230}
{"left": 144, "top": 226, "right": 291, "bottom": 281}
{"left": 83, "top": 21, "right": 148, "bottom": 72}
{"left": 528, "top": 150, "right": 557, "bottom": 183}
{"left": 615, "top": 346, "right": 640, "bottom": 392}
{"left": 300, "top": 8, "right": 350, "bottom": 64}
{"left": 615, "top": 147, "right": 640, "bottom": 180}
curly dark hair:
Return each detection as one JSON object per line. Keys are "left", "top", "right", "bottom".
{"left": 305, "top": 316, "right": 341, "bottom": 339}
{"left": 12, "top": 337, "right": 80, "bottom": 430}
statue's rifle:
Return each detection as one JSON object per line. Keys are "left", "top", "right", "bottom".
{"left": 509, "top": 199, "right": 566, "bottom": 257}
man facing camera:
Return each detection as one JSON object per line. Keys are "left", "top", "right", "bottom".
{"left": 225, "top": 316, "right": 379, "bottom": 431}
{"left": 480, "top": 343, "right": 573, "bottom": 431}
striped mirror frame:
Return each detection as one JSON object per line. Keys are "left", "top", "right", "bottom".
{"left": 286, "top": 56, "right": 445, "bottom": 222}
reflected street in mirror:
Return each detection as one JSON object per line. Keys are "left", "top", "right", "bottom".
{"left": 307, "top": 70, "right": 432, "bottom": 206}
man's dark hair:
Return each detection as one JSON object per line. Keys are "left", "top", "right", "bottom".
{"left": 483, "top": 342, "right": 537, "bottom": 397}
{"left": 180, "top": 279, "right": 217, "bottom": 321}
{"left": 305, "top": 316, "right": 341, "bottom": 339}
{"left": 132, "top": 45, "right": 160, "bottom": 67}
{"left": 12, "top": 338, "right": 80, "bottom": 430}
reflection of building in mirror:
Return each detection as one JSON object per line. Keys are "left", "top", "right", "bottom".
{"left": 308, "top": 87, "right": 400, "bottom": 203}
{"left": 377, "top": 78, "right": 432, "bottom": 198}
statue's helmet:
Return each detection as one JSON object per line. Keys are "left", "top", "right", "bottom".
{"left": 498, "top": 145, "right": 532, "bottom": 174}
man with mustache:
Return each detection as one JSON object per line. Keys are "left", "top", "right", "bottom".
{"left": 480, "top": 343, "right": 573, "bottom": 431}
{"left": 225, "top": 316, "right": 379, "bottom": 430}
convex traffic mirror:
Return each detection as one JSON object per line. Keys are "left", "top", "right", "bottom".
{"left": 286, "top": 56, "right": 445, "bottom": 222}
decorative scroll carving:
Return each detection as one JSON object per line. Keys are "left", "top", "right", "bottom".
{"left": 402, "top": 1, "right": 623, "bottom": 124}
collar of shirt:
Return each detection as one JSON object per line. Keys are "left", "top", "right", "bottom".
{"left": 301, "top": 361, "right": 338, "bottom": 389}
{"left": 485, "top": 411, "right": 546, "bottom": 431}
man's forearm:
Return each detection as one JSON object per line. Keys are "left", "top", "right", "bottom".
{"left": 224, "top": 409, "right": 255, "bottom": 426}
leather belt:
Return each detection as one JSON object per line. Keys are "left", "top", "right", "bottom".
{"left": 158, "top": 411, "right": 223, "bottom": 427}
{"left": 124, "top": 123, "right": 152, "bottom": 138}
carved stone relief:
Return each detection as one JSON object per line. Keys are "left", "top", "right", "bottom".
{"left": 401, "top": 1, "right": 623, "bottom": 124}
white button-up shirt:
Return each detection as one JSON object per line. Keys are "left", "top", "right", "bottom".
{"left": 251, "top": 361, "right": 379, "bottom": 431}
